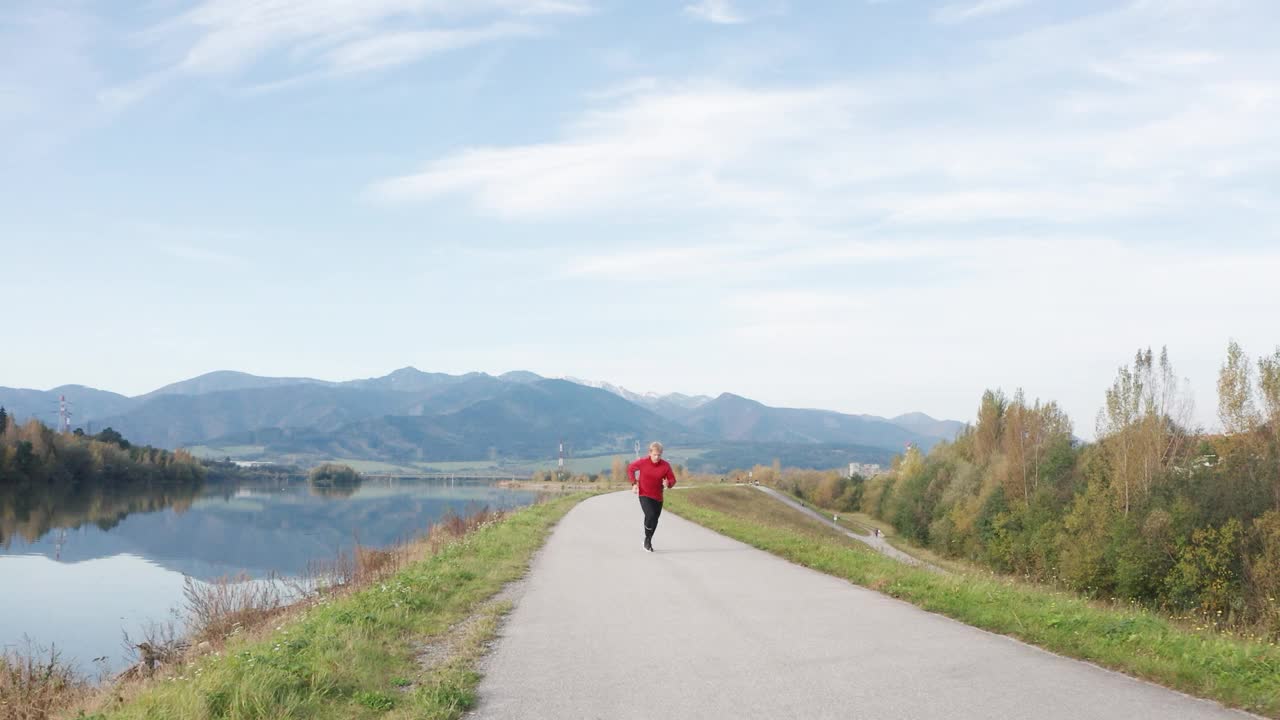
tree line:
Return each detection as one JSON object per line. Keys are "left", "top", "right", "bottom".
{"left": 0, "top": 410, "right": 207, "bottom": 546}
{"left": 0, "top": 410, "right": 205, "bottom": 487}
{"left": 850, "top": 343, "right": 1280, "bottom": 637}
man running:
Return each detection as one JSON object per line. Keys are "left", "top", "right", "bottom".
{"left": 629, "top": 441, "right": 677, "bottom": 552}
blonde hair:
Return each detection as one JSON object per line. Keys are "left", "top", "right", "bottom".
{"left": 649, "top": 441, "right": 664, "bottom": 452}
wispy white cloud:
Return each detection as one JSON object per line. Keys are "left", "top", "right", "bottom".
{"left": 683, "top": 0, "right": 789, "bottom": 26}
{"left": 564, "top": 245, "right": 745, "bottom": 276}
{"left": 102, "top": 0, "right": 590, "bottom": 107}
{"left": 369, "top": 0, "right": 1280, "bottom": 237}
{"left": 164, "top": 0, "right": 589, "bottom": 75}
{"left": 562, "top": 233, "right": 1004, "bottom": 282}
{"left": 368, "top": 83, "right": 862, "bottom": 217}
{"left": 933, "top": 0, "right": 1028, "bottom": 24}
{"left": 732, "top": 288, "right": 870, "bottom": 313}
{"left": 155, "top": 243, "right": 247, "bottom": 267}
{"left": 324, "top": 22, "right": 537, "bottom": 74}
{"left": 131, "top": 222, "right": 254, "bottom": 267}
{"left": 684, "top": 0, "right": 745, "bottom": 24}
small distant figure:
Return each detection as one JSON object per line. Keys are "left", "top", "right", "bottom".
{"left": 833, "top": 514, "right": 838, "bottom": 523}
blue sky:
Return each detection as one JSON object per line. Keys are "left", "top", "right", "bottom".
{"left": 3, "top": 0, "right": 1278, "bottom": 433}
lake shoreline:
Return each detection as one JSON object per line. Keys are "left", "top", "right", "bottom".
{"left": 0, "top": 476, "right": 541, "bottom": 681}
{"left": 45, "top": 494, "right": 589, "bottom": 719}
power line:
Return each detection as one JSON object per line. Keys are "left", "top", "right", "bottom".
{"left": 56, "top": 394, "right": 73, "bottom": 434}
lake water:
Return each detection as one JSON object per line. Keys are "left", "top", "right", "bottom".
{"left": 0, "top": 476, "right": 539, "bottom": 674}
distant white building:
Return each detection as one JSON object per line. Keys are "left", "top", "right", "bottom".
{"left": 848, "top": 462, "right": 882, "bottom": 477}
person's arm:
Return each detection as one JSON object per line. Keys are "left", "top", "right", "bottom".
{"left": 628, "top": 459, "right": 642, "bottom": 493}
{"left": 665, "top": 463, "right": 677, "bottom": 489}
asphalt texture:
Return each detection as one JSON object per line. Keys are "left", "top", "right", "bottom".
{"left": 467, "top": 491, "right": 1260, "bottom": 720}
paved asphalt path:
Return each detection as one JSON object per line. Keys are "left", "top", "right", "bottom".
{"left": 468, "top": 491, "right": 1259, "bottom": 720}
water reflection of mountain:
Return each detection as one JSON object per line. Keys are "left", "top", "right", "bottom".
{"left": 1, "top": 479, "right": 537, "bottom": 579}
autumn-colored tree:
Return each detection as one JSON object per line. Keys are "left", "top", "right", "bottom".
{"left": 1219, "top": 339, "right": 1261, "bottom": 434}
{"left": 1261, "top": 348, "right": 1280, "bottom": 429}
{"left": 1030, "top": 399, "right": 1072, "bottom": 494}
{"left": 1259, "top": 347, "right": 1280, "bottom": 509}
{"left": 1000, "top": 392, "right": 1074, "bottom": 508}
{"left": 1096, "top": 347, "right": 1191, "bottom": 515}
{"left": 849, "top": 342, "right": 1279, "bottom": 636}
{"left": 1002, "top": 389, "right": 1029, "bottom": 506}
{"left": 973, "top": 389, "right": 1006, "bottom": 465}
{"left": 1217, "top": 341, "right": 1280, "bottom": 509}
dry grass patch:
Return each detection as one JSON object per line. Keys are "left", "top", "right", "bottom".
{"left": 0, "top": 643, "right": 91, "bottom": 720}
{"left": 675, "top": 486, "right": 860, "bottom": 544}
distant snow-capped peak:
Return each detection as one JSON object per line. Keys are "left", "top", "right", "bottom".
{"left": 561, "top": 377, "right": 711, "bottom": 408}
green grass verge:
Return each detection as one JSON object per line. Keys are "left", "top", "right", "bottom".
{"left": 666, "top": 487, "right": 1280, "bottom": 718}
{"left": 329, "top": 458, "right": 423, "bottom": 474}
{"left": 185, "top": 445, "right": 267, "bottom": 460}
{"left": 773, "top": 491, "right": 871, "bottom": 536}
{"left": 773, "top": 490, "right": 977, "bottom": 572}
{"left": 411, "top": 461, "right": 507, "bottom": 472}
{"left": 76, "top": 493, "right": 589, "bottom": 720}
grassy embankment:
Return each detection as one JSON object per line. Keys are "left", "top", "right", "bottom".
{"left": 665, "top": 486, "right": 1280, "bottom": 718}
{"left": 51, "top": 493, "right": 588, "bottom": 720}
{"left": 768, "top": 490, "right": 871, "bottom": 537}
{"left": 814, "top": 504, "right": 978, "bottom": 574}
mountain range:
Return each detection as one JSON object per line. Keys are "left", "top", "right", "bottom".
{"left": 0, "top": 369, "right": 966, "bottom": 471}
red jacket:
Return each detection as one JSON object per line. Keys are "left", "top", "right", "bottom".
{"left": 629, "top": 457, "right": 677, "bottom": 500}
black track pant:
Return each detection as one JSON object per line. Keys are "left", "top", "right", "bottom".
{"left": 639, "top": 496, "right": 664, "bottom": 541}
